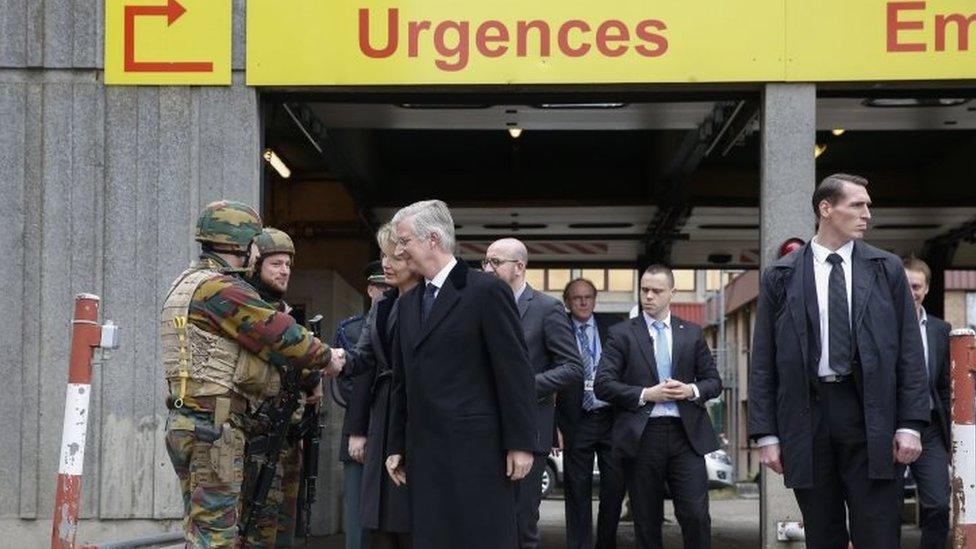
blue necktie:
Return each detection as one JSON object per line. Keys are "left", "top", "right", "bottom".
{"left": 578, "top": 324, "right": 603, "bottom": 411}
{"left": 653, "top": 320, "right": 678, "bottom": 415}
{"left": 421, "top": 283, "right": 437, "bottom": 323}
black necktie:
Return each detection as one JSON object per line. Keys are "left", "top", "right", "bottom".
{"left": 826, "top": 253, "right": 852, "bottom": 375}
{"left": 421, "top": 283, "right": 437, "bottom": 323}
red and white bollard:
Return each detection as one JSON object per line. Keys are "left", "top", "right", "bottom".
{"left": 950, "top": 328, "right": 976, "bottom": 549}
{"left": 51, "top": 294, "right": 119, "bottom": 549}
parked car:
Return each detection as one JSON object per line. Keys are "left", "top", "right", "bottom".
{"left": 541, "top": 448, "right": 734, "bottom": 498}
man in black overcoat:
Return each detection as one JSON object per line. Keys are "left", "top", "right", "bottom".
{"left": 385, "top": 200, "right": 538, "bottom": 549}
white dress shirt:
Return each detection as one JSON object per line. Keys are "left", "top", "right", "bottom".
{"left": 425, "top": 256, "right": 457, "bottom": 299}
{"left": 513, "top": 281, "right": 528, "bottom": 303}
{"left": 810, "top": 237, "right": 854, "bottom": 378}
{"left": 640, "top": 312, "right": 699, "bottom": 413}
{"left": 919, "top": 308, "right": 932, "bottom": 409}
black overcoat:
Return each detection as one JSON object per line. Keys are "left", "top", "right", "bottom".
{"left": 748, "top": 241, "right": 929, "bottom": 488}
{"left": 388, "top": 259, "right": 537, "bottom": 549}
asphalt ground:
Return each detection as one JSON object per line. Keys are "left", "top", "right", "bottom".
{"left": 306, "top": 493, "right": 926, "bottom": 548}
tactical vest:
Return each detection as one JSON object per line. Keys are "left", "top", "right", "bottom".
{"left": 160, "top": 265, "right": 281, "bottom": 411}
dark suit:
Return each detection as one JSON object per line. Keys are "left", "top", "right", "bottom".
{"left": 388, "top": 259, "right": 537, "bottom": 549}
{"left": 556, "top": 313, "right": 627, "bottom": 549}
{"left": 910, "top": 313, "right": 951, "bottom": 549}
{"left": 748, "top": 241, "right": 929, "bottom": 548}
{"left": 513, "top": 284, "right": 584, "bottom": 549}
{"left": 595, "top": 314, "right": 721, "bottom": 549}
{"left": 345, "top": 289, "right": 412, "bottom": 541}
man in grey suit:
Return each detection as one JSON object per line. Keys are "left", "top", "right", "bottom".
{"left": 483, "top": 238, "right": 584, "bottom": 549}
{"left": 904, "top": 256, "right": 952, "bottom": 549}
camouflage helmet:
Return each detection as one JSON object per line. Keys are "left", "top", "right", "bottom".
{"left": 195, "top": 200, "right": 263, "bottom": 250}
{"left": 255, "top": 227, "right": 295, "bottom": 257}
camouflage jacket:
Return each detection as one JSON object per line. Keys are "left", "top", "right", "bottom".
{"left": 187, "top": 254, "right": 331, "bottom": 373}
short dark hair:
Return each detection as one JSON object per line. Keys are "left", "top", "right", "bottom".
{"left": 902, "top": 255, "right": 931, "bottom": 285}
{"left": 641, "top": 264, "right": 675, "bottom": 288}
{"left": 811, "top": 173, "right": 869, "bottom": 219}
{"left": 563, "top": 278, "right": 598, "bottom": 301}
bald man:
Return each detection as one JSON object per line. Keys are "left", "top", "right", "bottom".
{"left": 484, "top": 238, "right": 584, "bottom": 549}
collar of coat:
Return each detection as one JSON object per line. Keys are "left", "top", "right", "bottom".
{"left": 770, "top": 238, "right": 887, "bottom": 270}
{"left": 442, "top": 256, "right": 469, "bottom": 290}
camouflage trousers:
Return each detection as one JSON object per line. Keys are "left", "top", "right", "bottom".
{"left": 165, "top": 408, "right": 247, "bottom": 549}
{"left": 241, "top": 440, "right": 303, "bottom": 548}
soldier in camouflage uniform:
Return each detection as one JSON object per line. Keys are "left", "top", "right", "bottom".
{"left": 241, "top": 227, "right": 309, "bottom": 548}
{"left": 161, "top": 201, "right": 346, "bottom": 548}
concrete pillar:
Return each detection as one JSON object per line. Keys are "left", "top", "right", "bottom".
{"left": 758, "top": 83, "right": 817, "bottom": 547}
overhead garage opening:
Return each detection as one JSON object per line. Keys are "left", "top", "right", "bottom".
{"left": 259, "top": 91, "right": 976, "bottom": 281}
{"left": 260, "top": 92, "right": 765, "bottom": 285}
{"left": 255, "top": 88, "right": 976, "bottom": 542}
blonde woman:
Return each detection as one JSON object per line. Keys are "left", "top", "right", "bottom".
{"left": 345, "top": 223, "right": 420, "bottom": 549}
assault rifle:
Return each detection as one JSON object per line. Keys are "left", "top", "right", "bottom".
{"left": 293, "top": 314, "right": 326, "bottom": 539}
{"left": 239, "top": 315, "right": 324, "bottom": 538}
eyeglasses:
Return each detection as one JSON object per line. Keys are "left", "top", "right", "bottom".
{"left": 481, "top": 257, "right": 521, "bottom": 269}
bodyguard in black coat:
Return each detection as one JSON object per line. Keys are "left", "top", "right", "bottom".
{"left": 385, "top": 200, "right": 537, "bottom": 549}
{"left": 595, "top": 266, "right": 721, "bottom": 549}
{"left": 483, "top": 238, "right": 584, "bottom": 549}
{"left": 748, "top": 174, "right": 929, "bottom": 548}
{"left": 904, "top": 257, "right": 952, "bottom": 549}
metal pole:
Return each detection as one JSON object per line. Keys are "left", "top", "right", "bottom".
{"left": 52, "top": 294, "right": 119, "bottom": 549}
{"left": 951, "top": 328, "right": 976, "bottom": 548}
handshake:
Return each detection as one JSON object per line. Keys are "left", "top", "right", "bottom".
{"left": 323, "top": 347, "right": 347, "bottom": 377}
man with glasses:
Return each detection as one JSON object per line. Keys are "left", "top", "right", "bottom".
{"left": 557, "top": 279, "right": 626, "bottom": 549}
{"left": 483, "top": 238, "right": 583, "bottom": 549}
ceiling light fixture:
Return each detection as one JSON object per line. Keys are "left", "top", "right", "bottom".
{"left": 508, "top": 127, "right": 523, "bottom": 138}
{"left": 263, "top": 149, "right": 291, "bottom": 179}
{"left": 814, "top": 143, "right": 827, "bottom": 158}
{"left": 862, "top": 98, "right": 969, "bottom": 108}
{"left": 536, "top": 102, "right": 627, "bottom": 109}
{"left": 831, "top": 128, "right": 846, "bottom": 136}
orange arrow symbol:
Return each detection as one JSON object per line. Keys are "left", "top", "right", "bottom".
{"left": 123, "top": 0, "right": 214, "bottom": 72}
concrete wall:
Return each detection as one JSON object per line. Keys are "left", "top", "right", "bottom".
{"left": 0, "top": 0, "right": 288, "bottom": 544}
{"left": 288, "top": 270, "right": 365, "bottom": 535}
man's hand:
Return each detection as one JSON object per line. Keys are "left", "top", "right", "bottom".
{"left": 386, "top": 454, "right": 407, "bottom": 486}
{"left": 348, "top": 435, "right": 367, "bottom": 464}
{"left": 894, "top": 432, "right": 922, "bottom": 464}
{"left": 661, "top": 379, "right": 695, "bottom": 401}
{"left": 759, "top": 443, "right": 784, "bottom": 475}
{"left": 324, "top": 348, "right": 346, "bottom": 377}
{"left": 551, "top": 428, "right": 564, "bottom": 457}
{"left": 506, "top": 450, "right": 534, "bottom": 481}
{"left": 641, "top": 384, "right": 670, "bottom": 404}
{"left": 305, "top": 379, "right": 324, "bottom": 405}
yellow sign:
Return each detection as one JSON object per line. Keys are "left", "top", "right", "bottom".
{"left": 785, "top": 0, "right": 976, "bottom": 81}
{"left": 246, "top": 0, "right": 786, "bottom": 85}
{"left": 105, "top": 0, "right": 231, "bottom": 85}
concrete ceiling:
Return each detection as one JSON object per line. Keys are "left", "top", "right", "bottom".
{"left": 305, "top": 98, "right": 976, "bottom": 131}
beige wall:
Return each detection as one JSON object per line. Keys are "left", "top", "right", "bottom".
{"left": 945, "top": 290, "right": 968, "bottom": 329}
